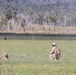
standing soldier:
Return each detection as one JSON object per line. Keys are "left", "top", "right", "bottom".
{"left": 49, "top": 42, "right": 61, "bottom": 60}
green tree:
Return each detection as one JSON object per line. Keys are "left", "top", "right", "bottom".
{"left": 21, "top": 19, "right": 26, "bottom": 31}
{"left": 37, "top": 13, "right": 44, "bottom": 25}
{"left": 4, "top": 9, "right": 12, "bottom": 20}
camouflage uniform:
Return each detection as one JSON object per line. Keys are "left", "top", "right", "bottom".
{"left": 0, "top": 53, "right": 9, "bottom": 60}
{"left": 49, "top": 43, "right": 61, "bottom": 60}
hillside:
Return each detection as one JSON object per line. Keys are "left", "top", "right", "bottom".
{"left": 0, "top": 0, "right": 76, "bottom": 34}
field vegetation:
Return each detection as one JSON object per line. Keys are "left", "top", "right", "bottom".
{"left": 0, "top": 40, "right": 76, "bottom": 75}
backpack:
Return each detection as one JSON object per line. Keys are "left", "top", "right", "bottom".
{"left": 54, "top": 47, "right": 61, "bottom": 60}
{"left": 54, "top": 47, "right": 61, "bottom": 56}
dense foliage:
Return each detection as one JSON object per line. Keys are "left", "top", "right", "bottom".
{"left": 0, "top": 0, "right": 76, "bottom": 32}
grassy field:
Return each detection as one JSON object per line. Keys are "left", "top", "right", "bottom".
{"left": 0, "top": 40, "right": 76, "bottom": 75}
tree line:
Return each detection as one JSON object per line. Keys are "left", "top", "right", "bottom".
{"left": 0, "top": 0, "right": 76, "bottom": 33}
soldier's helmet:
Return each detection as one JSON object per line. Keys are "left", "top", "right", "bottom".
{"left": 52, "top": 42, "right": 56, "bottom": 46}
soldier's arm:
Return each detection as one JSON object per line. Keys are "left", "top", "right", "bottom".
{"left": 50, "top": 48, "right": 54, "bottom": 54}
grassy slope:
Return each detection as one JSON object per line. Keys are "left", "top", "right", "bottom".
{"left": 0, "top": 40, "right": 76, "bottom": 75}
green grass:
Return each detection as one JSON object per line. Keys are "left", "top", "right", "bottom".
{"left": 0, "top": 40, "right": 76, "bottom": 75}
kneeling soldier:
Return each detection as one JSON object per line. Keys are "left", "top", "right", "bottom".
{"left": 49, "top": 42, "right": 61, "bottom": 60}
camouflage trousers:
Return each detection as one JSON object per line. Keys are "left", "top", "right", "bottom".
{"left": 49, "top": 54, "right": 61, "bottom": 60}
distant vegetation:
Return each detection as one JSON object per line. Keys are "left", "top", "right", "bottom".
{"left": 0, "top": 0, "right": 76, "bottom": 33}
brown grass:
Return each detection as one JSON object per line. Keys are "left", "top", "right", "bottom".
{"left": 0, "top": 24, "right": 76, "bottom": 34}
